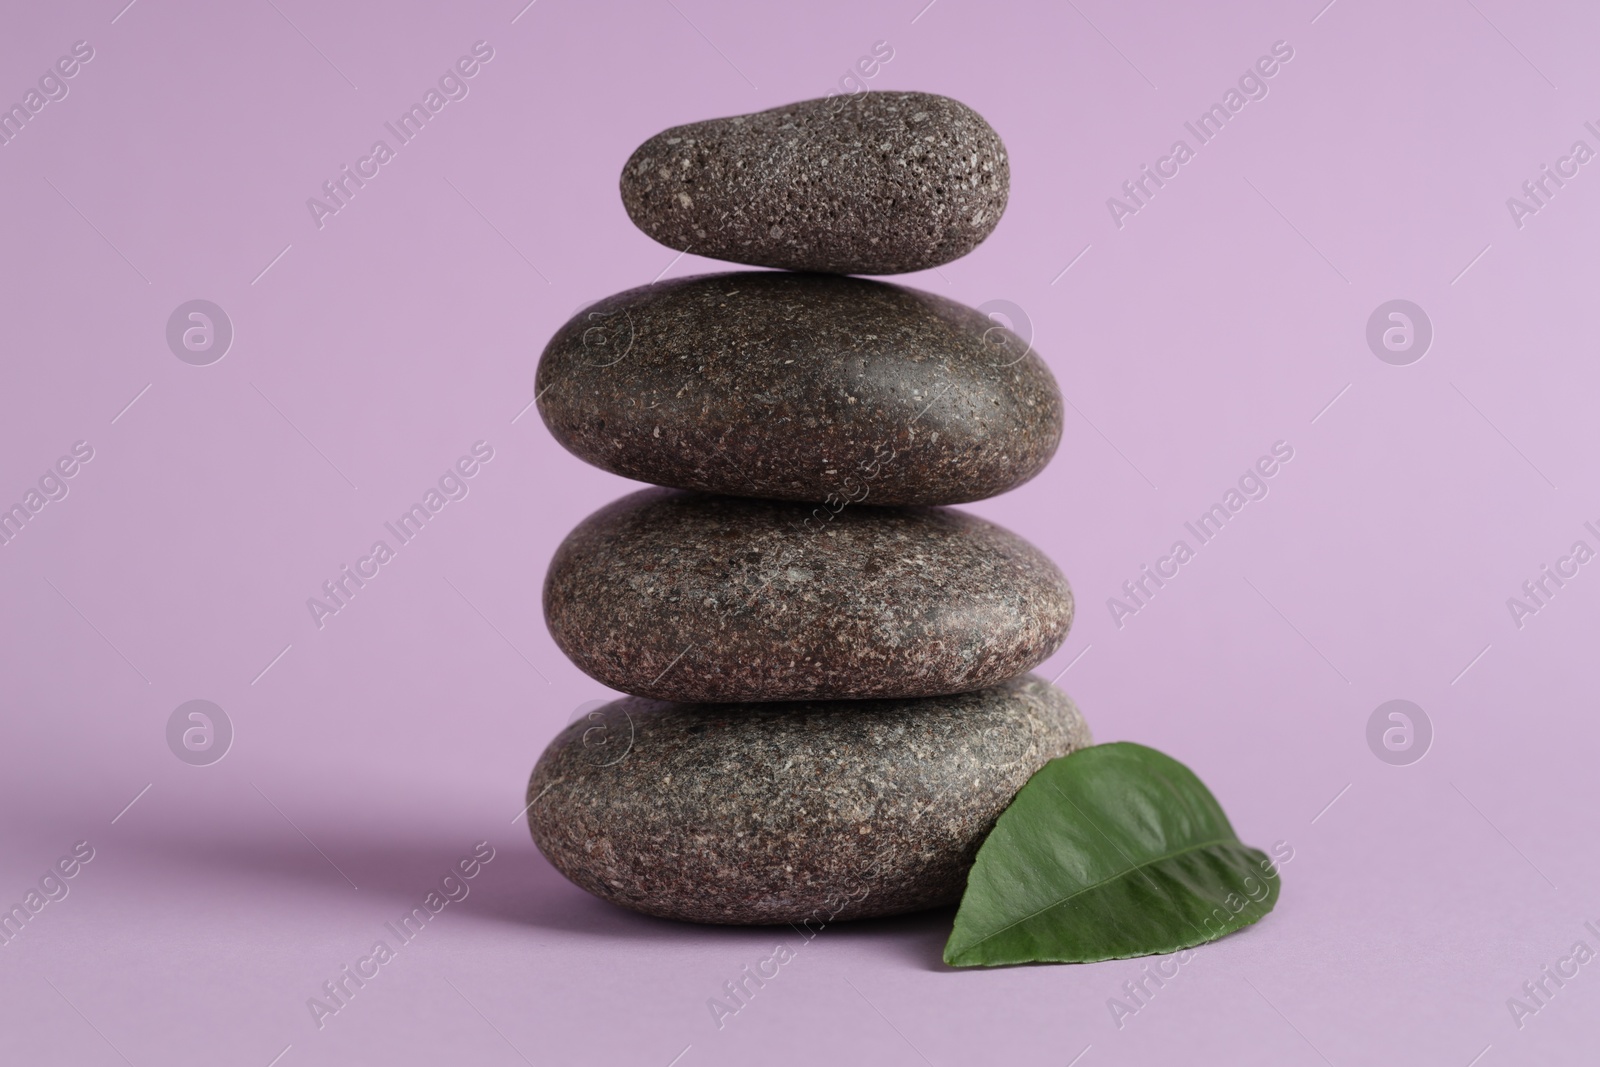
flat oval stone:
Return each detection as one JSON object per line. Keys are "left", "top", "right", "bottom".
{"left": 536, "top": 271, "right": 1061, "bottom": 506}
{"left": 620, "top": 91, "right": 1008, "bottom": 274}
{"left": 526, "top": 675, "right": 1091, "bottom": 924}
{"left": 544, "top": 489, "right": 1073, "bottom": 702}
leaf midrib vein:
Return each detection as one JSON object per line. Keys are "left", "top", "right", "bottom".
{"left": 959, "top": 836, "right": 1245, "bottom": 950}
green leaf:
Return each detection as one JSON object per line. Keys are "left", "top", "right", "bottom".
{"left": 944, "top": 742, "right": 1281, "bottom": 967}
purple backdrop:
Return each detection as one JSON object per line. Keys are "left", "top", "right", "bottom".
{"left": 2, "top": 0, "right": 1597, "bottom": 1063}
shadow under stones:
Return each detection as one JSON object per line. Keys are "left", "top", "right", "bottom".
{"left": 114, "top": 824, "right": 969, "bottom": 961}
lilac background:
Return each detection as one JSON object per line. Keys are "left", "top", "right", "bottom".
{"left": 3, "top": 0, "right": 1597, "bottom": 1063}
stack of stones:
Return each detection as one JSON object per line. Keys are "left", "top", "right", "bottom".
{"left": 527, "top": 92, "right": 1091, "bottom": 925}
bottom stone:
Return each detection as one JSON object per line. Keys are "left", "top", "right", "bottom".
{"left": 526, "top": 674, "right": 1091, "bottom": 924}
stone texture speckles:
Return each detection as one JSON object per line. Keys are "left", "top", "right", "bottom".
{"left": 526, "top": 675, "right": 1091, "bottom": 924}
{"left": 535, "top": 271, "right": 1062, "bottom": 506}
{"left": 620, "top": 92, "right": 1009, "bottom": 275}
{"left": 543, "top": 489, "right": 1074, "bottom": 703}
{"left": 524, "top": 90, "right": 1093, "bottom": 927}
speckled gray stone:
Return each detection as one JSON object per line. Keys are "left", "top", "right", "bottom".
{"left": 543, "top": 488, "right": 1073, "bottom": 702}
{"left": 620, "top": 91, "right": 1009, "bottom": 274}
{"left": 536, "top": 271, "right": 1061, "bottom": 506}
{"left": 526, "top": 675, "right": 1091, "bottom": 924}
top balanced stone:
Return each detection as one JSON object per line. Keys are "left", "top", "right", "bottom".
{"left": 620, "top": 91, "right": 1010, "bottom": 275}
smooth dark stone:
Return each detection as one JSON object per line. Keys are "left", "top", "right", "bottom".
{"left": 619, "top": 91, "right": 1009, "bottom": 274}
{"left": 535, "top": 271, "right": 1061, "bottom": 506}
{"left": 526, "top": 675, "right": 1091, "bottom": 925}
{"left": 543, "top": 489, "right": 1073, "bottom": 702}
